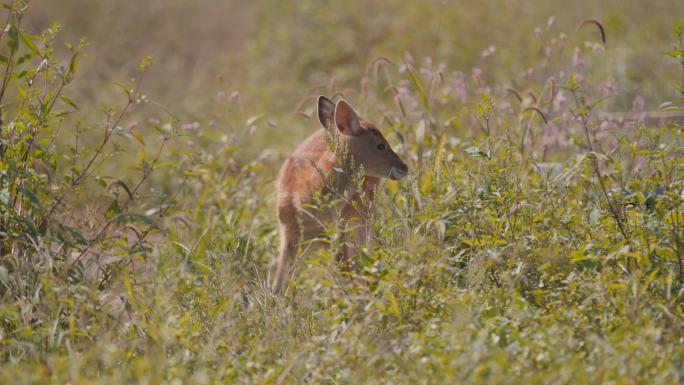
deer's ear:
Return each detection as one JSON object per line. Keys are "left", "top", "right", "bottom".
{"left": 317, "top": 96, "right": 335, "bottom": 131}
{"left": 334, "top": 99, "right": 361, "bottom": 136}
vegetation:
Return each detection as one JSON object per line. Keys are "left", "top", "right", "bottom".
{"left": 1, "top": 0, "right": 683, "bottom": 383}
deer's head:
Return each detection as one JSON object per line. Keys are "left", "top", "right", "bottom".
{"left": 318, "top": 96, "right": 408, "bottom": 180}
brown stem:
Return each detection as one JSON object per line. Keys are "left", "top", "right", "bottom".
{"left": 38, "top": 71, "right": 147, "bottom": 230}
{"left": 66, "top": 136, "right": 168, "bottom": 273}
{"left": 571, "top": 91, "right": 630, "bottom": 264}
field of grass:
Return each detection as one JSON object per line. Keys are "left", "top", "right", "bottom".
{"left": 1, "top": 0, "right": 683, "bottom": 383}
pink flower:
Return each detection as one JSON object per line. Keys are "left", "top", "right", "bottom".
{"left": 499, "top": 101, "right": 513, "bottom": 113}
{"left": 572, "top": 47, "right": 585, "bottom": 67}
{"left": 181, "top": 122, "right": 200, "bottom": 130}
{"left": 451, "top": 71, "right": 468, "bottom": 104}
{"left": 632, "top": 96, "right": 645, "bottom": 112}
{"left": 228, "top": 158, "right": 238, "bottom": 171}
{"left": 598, "top": 82, "right": 617, "bottom": 95}
{"left": 553, "top": 90, "right": 567, "bottom": 111}
{"left": 599, "top": 120, "right": 611, "bottom": 131}
{"left": 584, "top": 41, "right": 604, "bottom": 53}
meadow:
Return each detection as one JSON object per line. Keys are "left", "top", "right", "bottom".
{"left": 1, "top": 0, "right": 683, "bottom": 383}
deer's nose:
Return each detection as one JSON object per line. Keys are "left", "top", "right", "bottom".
{"left": 392, "top": 163, "right": 408, "bottom": 179}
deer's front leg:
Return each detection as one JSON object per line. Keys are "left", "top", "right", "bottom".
{"left": 338, "top": 196, "right": 373, "bottom": 270}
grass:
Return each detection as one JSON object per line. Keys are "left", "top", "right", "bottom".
{"left": 1, "top": 0, "right": 683, "bottom": 384}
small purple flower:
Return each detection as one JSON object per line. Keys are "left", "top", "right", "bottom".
{"left": 553, "top": 90, "right": 567, "bottom": 111}
{"left": 598, "top": 82, "right": 617, "bottom": 95}
{"left": 632, "top": 96, "right": 645, "bottom": 112}
{"left": 584, "top": 41, "right": 604, "bottom": 53}
{"left": 544, "top": 46, "right": 552, "bottom": 57}
{"left": 451, "top": 71, "right": 468, "bottom": 104}
{"left": 404, "top": 51, "right": 415, "bottom": 65}
{"left": 546, "top": 16, "right": 556, "bottom": 30}
{"left": 480, "top": 45, "right": 496, "bottom": 58}
{"left": 499, "top": 101, "right": 513, "bottom": 113}
{"left": 228, "top": 158, "right": 238, "bottom": 171}
{"left": 599, "top": 120, "right": 611, "bottom": 131}
{"left": 572, "top": 47, "right": 585, "bottom": 67}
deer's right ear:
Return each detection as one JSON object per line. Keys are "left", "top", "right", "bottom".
{"left": 317, "top": 96, "right": 335, "bottom": 130}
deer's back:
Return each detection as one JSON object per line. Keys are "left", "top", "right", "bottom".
{"left": 276, "top": 130, "right": 335, "bottom": 209}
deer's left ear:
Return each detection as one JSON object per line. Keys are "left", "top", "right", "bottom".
{"left": 317, "top": 95, "right": 335, "bottom": 131}
{"left": 334, "top": 99, "right": 361, "bottom": 136}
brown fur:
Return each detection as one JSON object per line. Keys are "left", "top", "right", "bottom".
{"left": 271, "top": 97, "right": 407, "bottom": 293}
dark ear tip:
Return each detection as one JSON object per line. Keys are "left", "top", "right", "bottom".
{"left": 318, "top": 95, "right": 333, "bottom": 105}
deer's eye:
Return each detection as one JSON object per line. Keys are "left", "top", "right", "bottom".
{"left": 377, "top": 143, "right": 386, "bottom": 151}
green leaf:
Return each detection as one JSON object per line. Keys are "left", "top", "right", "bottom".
{"left": 0, "top": 265, "right": 9, "bottom": 287}
{"left": 416, "top": 117, "right": 426, "bottom": 167}
{"left": 105, "top": 200, "right": 121, "bottom": 218}
{"left": 59, "top": 96, "right": 79, "bottom": 110}
{"left": 60, "top": 224, "right": 88, "bottom": 245}
{"left": 17, "top": 186, "right": 44, "bottom": 209}
{"left": 6, "top": 23, "right": 18, "bottom": 54}
{"left": 404, "top": 59, "right": 429, "bottom": 111}
{"left": 132, "top": 130, "right": 145, "bottom": 146}
{"left": 245, "top": 113, "right": 264, "bottom": 126}
{"left": 465, "top": 146, "right": 487, "bottom": 158}
{"left": 663, "top": 49, "right": 684, "bottom": 59}
{"left": 386, "top": 290, "right": 402, "bottom": 320}
{"left": 16, "top": 53, "right": 31, "bottom": 65}
{"left": 19, "top": 32, "right": 40, "bottom": 55}
{"left": 69, "top": 52, "right": 79, "bottom": 74}
{"left": 116, "top": 213, "right": 159, "bottom": 229}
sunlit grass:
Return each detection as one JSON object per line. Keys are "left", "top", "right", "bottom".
{"left": 1, "top": 1, "right": 683, "bottom": 384}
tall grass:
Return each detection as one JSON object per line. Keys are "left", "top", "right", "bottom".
{"left": 1, "top": 1, "right": 683, "bottom": 384}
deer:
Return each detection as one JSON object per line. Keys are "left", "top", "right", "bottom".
{"left": 271, "top": 96, "right": 408, "bottom": 293}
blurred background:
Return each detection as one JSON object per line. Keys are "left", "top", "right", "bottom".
{"left": 3, "top": 2, "right": 684, "bottom": 381}
{"left": 26, "top": 0, "right": 684, "bottom": 131}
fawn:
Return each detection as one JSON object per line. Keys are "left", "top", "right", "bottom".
{"left": 271, "top": 96, "right": 408, "bottom": 293}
